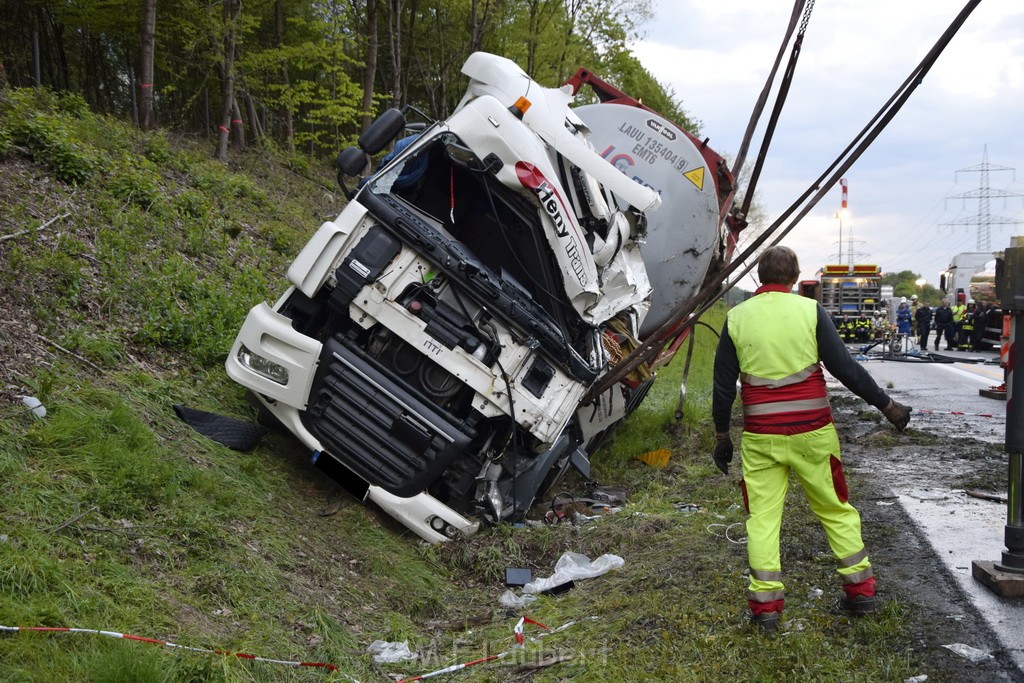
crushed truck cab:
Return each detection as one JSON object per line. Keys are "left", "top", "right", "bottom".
{"left": 226, "top": 52, "right": 733, "bottom": 542}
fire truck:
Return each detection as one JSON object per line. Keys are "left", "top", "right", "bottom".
{"left": 799, "top": 264, "right": 883, "bottom": 316}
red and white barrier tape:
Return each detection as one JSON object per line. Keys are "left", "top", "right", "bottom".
{"left": 396, "top": 616, "right": 592, "bottom": 683}
{"left": 0, "top": 625, "right": 354, "bottom": 679}
{"left": 2, "top": 616, "right": 584, "bottom": 682}
{"left": 915, "top": 409, "right": 999, "bottom": 418}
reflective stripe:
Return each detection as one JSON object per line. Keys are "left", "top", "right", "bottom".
{"left": 743, "top": 397, "right": 830, "bottom": 417}
{"left": 837, "top": 548, "right": 869, "bottom": 569}
{"left": 741, "top": 364, "right": 819, "bottom": 388}
{"left": 747, "top": 589, "right": 786, "bottom": 602}
{"left": 841, "top": 567, "right": 875, "bottom": 584}
{"left": 750, "top": 568, "right": 783, "bottom": 582}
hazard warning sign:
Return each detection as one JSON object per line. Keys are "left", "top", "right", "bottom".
{"left": 683, "top": 166, "right": 705, "bottom": 190}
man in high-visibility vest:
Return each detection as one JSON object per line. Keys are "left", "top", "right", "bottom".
{"left": 711, "top": 246, "right": 912, "bottom": 631}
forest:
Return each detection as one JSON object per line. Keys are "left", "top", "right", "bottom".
{"left": 0, "top": 0, "right": 696, "bottom": 160}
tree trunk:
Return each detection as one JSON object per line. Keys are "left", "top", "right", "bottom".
{"left": 388, "top": 0, "right": 402, "bottom": 108}
{"left": 138, "top": 0, "right": 157, "bottom": 130}
{"left": 231, "top": 97, "right": 246, "bottom": 149}
{"left": 402, "top": 0, "right": 417, "bottom": 120}
{"left": 469, "top": 0, "right": 492, "bottom": 54}
{"left": 215, "top": 0, "right": 240, "bottom": 161}
{"left": 274, "top": 0, "right": 294, "bottom": 149}
{"left": 359, "top": 0, "right": 378, "bottom": 130}
{"left": 244, "top": 88, "right": 261, "bottom": 144}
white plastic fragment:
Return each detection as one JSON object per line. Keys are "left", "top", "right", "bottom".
{"left": 499, "top": 589, "right": 538, "bottom": 608}
{"left": 522, "top": 552, "right": 624, "bottom": 594}
{"left": 942, "top": 643, "right": 994, "bottom": 662}
{"left": 367, "top": 640, "right": 417, "bottom": 663}
{"left": 904, "top": 675, "right": 928, "bottom": 683}
{"left": 19, "top": 395, "right": 46, "bottom": 418}
{"left": 807, "top": 587, "right": 823, "bottom": 600}
{"left": 907, "top": 489, "right": 949, "bottom": 501}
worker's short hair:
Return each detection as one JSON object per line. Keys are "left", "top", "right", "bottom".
{"left": 758, "top": 246, "right": 800, "bottom": 285}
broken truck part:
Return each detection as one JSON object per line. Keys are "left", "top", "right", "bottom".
{"left": 225, "top": 52, "right": 734, "bottom": 542}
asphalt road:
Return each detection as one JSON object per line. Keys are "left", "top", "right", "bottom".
{"left": 831, "top": 345, "right": 1024, "bottom": 672}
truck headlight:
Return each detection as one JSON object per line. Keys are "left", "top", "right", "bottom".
{"left": 237, "top": 345, "right": 290, "bottom": 385}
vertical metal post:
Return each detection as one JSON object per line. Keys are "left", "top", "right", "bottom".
{"left": 997, "top": 242, "right": 1024, "bottom": 572}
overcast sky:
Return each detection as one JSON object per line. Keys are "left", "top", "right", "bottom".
{"left": 632, "top": 0, "right": 1024, "bottom": 288}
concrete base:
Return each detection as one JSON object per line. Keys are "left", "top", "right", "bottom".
{"left": 979, "top": 388, "right": 1007, "bottom": 400}
{"left": 973, "top": 560, "right": 1024, "bottom": 597}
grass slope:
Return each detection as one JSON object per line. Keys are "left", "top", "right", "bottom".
{"left": 0, "top": 88, "right": 927, "bottom": 681}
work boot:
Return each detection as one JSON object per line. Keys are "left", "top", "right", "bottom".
{"left": 840, "top": 594, "right": 879, "bottom": 616}
{"left": 750, "top": 611, "right": 781, "bottom": 631}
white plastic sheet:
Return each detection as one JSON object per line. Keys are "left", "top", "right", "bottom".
{"left": 522, "top": 552, "right": 625, "bottom": 594}
{"left": 942, "top": 643, "right": 993, "bottom": 662}
{"left": 499, "top": 589, "right": 538, "bottom": 608}
{"left": 367, "top": 640, "right": 417, "bottom": 663}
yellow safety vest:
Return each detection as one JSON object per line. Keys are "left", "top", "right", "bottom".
{"left": 727, "top": 288, "right": 832, "bottom": 435}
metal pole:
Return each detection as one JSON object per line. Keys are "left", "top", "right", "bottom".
{"left": 997, "top": 242, "right": 1024, "bottom": 572}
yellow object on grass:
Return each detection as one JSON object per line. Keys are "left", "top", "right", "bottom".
{"left": 635, "top": 448, "right": 671, "bottom": 468}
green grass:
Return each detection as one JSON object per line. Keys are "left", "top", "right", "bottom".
{"left": 0, "top": 89, "right": 929, "bottom": 681}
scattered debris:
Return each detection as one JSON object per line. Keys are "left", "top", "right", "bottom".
{"left": 505, "top": 567, "right": 532, "bottom": 587}
{"left": 19, "top": 395, "right": 46, "bottom": 418}
{"left": 673, "top": 503, "right": 702, "bottom": 513}
{"left": 367, "top": 640, "right": 417, "bottom": 663}
{"left": 172, "top": 404, "right": 267, "bottom": 451}
{"left": 499, "top": 590, "right": 538, "bottom": 608}
{"left": 906, "top": 489, "right": 949, "bottom": 501}
{"left": 942, "top": 643, "right": 994, "bottom": 662}
{"left": 635, "top": 448, "right": 671, "bottom": 468}
{"left": 903, "top": 675, "right": 928, "bottom": 683}
{"left": 807, "top": 587, "right": 824, "bottom": 600}
{"left": 522, "top": 552, "right": 624, "bottom": 595}
{"left": 707, "top": 522, "right": 747, "bottom": 545}
{"left": 966, "top": 489, "right": 1008, "bottom": 504}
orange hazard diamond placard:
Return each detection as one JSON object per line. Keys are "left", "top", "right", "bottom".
{"left": 683, "top": 166, "right": 705, "bottom": 190}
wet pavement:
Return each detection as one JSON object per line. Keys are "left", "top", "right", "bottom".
{"left": 831, "top": 345, "right": 1024, "bottom": 672}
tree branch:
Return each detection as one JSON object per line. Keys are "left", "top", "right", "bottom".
{"left": 0, "top": 212, "right": 72, "bottom": 242}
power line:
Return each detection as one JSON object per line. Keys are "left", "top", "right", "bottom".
{"left": 939, "top": 145, "right": 1023, "bottom": 251}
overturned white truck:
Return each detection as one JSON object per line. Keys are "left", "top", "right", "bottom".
{"left": 226, "top": 53, "right": 735, "bottom": 541}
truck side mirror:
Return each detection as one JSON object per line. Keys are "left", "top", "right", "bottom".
{"left": 358, "top": 108, "right": 407, "bottom": 155}
{"left": 337, "top": 146, "right": 369, "bottom": 177}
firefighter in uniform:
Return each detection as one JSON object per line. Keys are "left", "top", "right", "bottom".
{"left": 951, "top": 295, "right": 967, "bottom": 349}
{"left": 712, "top": 246, "right": 912, "bottom": 631}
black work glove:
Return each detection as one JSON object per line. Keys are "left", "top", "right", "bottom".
{"left": 713, "top": 433, "right": 733, "bottom": 475}
{"left": 882, "top": 399, "right": 912, "bottom": 431}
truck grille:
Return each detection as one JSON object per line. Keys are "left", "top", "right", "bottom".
{"left": 304, "top": 335, "right": 476, "bottom": 497}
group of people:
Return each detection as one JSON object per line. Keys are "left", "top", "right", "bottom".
{"left": 826, "top": 295, "right": 996, "bottom": 352}
{"left": 898, "top": 295, "right": 997, "bottom": 351}
{"left": 831, "top": 314, "right": 877, "bottom": 342}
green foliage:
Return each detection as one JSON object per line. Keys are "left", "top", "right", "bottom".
{"left": 108, "top": 161, "right": 165, "bottom": 211}
{"left": 0, "top": 124, "right": 12, "bottom": 157}
{"left": 143, "top": 132, "right": 172, "bottom": 163}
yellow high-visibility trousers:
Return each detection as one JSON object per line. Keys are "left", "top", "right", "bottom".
{"left": 740, "top": 424, "right": 873, "bottom": 607}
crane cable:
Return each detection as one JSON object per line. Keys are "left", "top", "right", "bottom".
{"left": 583, "top": 0, "right": 984, "bottom": 405}
{"left": 731, "top": 0, "right": 813, "bottom": 223}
